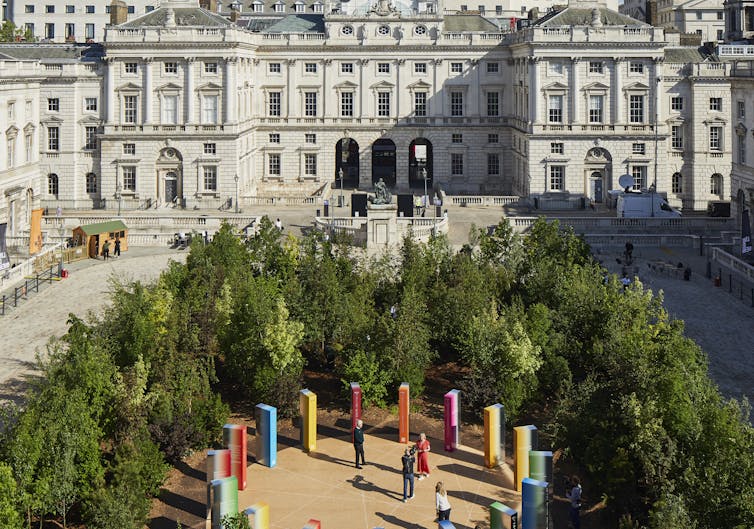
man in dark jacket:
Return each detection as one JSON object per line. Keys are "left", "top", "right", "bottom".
{"left": 401, "top": 447, "right": 415, "bottom": 502}
{"left": 354, "top": 419, "right": 365, "bottom": 469}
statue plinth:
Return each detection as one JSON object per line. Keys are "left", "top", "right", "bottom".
{"left": 366, "top": 203, "right": 398, "bottom": 247}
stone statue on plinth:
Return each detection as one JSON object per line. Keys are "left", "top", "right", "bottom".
{"left": 370, "top": 178, "right": 392, "bottom": 205}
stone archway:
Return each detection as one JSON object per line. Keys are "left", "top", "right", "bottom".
{"left": 371, "top": 138, "right": 396, "bottom": 187}
{"left": 408, "top": 138, "right": 433, "bottom": 190}
{"left": 156, "top": 147, "right": 183, "bottom": 206}
{"left": 335, "top": 138, "right": 360, "bottom": 189}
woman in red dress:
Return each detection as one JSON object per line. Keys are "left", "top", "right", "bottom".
{"left": 416, "top": 432, "right": 431, "bottom": 479}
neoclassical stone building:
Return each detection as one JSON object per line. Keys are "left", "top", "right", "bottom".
{"left": 0, "top": 0, "right": 736, "bottom": 216}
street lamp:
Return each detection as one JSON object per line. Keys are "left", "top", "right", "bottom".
{"left": 234, "top": 173, "right": 239, "bottom": 214}
{"left": 338, "top": 167, "right": 344, "bottom": 208}
{"left": 421, "top": 166, "right": 428, "bottom": 204}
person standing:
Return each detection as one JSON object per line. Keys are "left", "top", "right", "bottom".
{"left": 435, "top": 481, "right": 451, "bottom": 521}
{"left": 102, "top": 240, "right": 110, "bottom": 260}
{"left": 416, "top": 432, "right": 431, "bottom": 479}
{"left": 401, "top": 447, "right": 415, "bottom": 502}
{"left": 566, "top": 475, "right": 582, "bottom": 529}
{"left": 275, "top": 218, "right": 283, "bottom": 231}
{"left": 114, "top": 238, "right": 121, "bottom": 258}
{"left": 353, "top": 419, "right": 365, "bottom": 469}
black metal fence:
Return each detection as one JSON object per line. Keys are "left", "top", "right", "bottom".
{"left": 0, "top": 265, "right": 61, "bottom": 316}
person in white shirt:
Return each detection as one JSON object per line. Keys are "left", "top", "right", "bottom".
{"left": 435, "top": 481, "right": 451, "bottom": 521}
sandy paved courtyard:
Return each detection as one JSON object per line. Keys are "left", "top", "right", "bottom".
{"left": 0, "top": 247, "right": 187, "bottom": 404}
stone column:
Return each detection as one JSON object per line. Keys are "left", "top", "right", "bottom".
{"left": 224, "top": 57, "right": 237, "bottom": 124}
{"left": 106, "top": 58, "right": 115, "bottom": 123}
{"left": 144, "top": 59, "right": 153, "bottom": 124}
{"left": 359, "top": 59, "right": 368, "bottom": 119}
{"left": 286, "top": 59, "right": 295, "bottom": 119}
{"left": 432, "top": 59, "right": 441, "bottom": 118}
{"left": 396, "top": 59, "right": 404, "bottom": 118}
{"left": 613, "top": 58, "right": 622, "bottom": 124}
{"left": 323, "top": 59, "right": 330, "bottom": 118}
{"left": 571, "top": 57, "right": 579, "bottom": 124}
{"left": 185, "top": 58, "right": 195, "bottom": 124}
{"left": 528, "top": 58, "right": 540, "bottom": 124}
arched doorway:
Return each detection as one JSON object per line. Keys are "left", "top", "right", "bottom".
{"left": 584, "top": 147, "right": 612, "bottom": 203}
{"left": 156, "top": 147, "right": 183, "bottom": 206}
{"left": 335, "top": 138, "right": 360, "bottom": 188}
{"left": 408, "top": 138, "right": 433, "bottom": 190}
{"left": 371, "top": 138, "right": 396, "bottom": 187}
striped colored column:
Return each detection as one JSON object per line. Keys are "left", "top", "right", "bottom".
{"left": 244, "top": 502, "right": 270, "bottom": 529}
{"left": 304, "top": 519, "right": 321, "bottom": 529}
{"left": 398, "top": 383, "right": 410, "bottom": 443}
{"left": 490, "top": 501, "right": 518, "bottom": 529}
{"left": 209, "top": 476, "right": 238, "bottom": 529}
{"left": 484, "top": 403, "right": 505, "bottom": 468}
{"left": 522, "top": 477, "right": 549, "bottom": 529}
{"left": 255, "top": 403, "right": 277, "bottom": 468}
{"left": 207, "top": 449, "right": 231, "bottom": 482}
{"left": 350, "top": 382, "right": 362, "bottom": 442}
{"left": 529, "top": 451, "right": 553, "bottom": 486}
{"left": 513, "top": 425, "right": 538, "bottom": 492}
{"left": 223, "top": 424, "right": 248, "bottom": 491}
{"left": 443, "top": 389, "right": 460, "bottom": 451}
{"left": 299, "top": 389, "right": 317, "bottom": 452}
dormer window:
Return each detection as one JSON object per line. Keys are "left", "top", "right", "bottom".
{"left": 312, "top": 1, "right": 323, "bottom": 12}
{"left": 252, "top": 1, "right": 264, "bottom": 12}
{"left": 294, "top": 1, "right": 305, "bottom": 12}
{"left": 274, "top": 1, "right": 285, "bottom": 12}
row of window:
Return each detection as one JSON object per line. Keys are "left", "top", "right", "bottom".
{"left": 547, "top": 94, "right": 646, "bottom": 123}
{"left": 267, "top": 61, "right": 499, "bottom": 76}
{"left": 122, "top": 61, "right": 219, "bottom": 75}
{"left": 266, "top": 153, "right": 318, "bottom": 176}
{"left": 119, "top": 94, "right": 220, "bottom": 124}
{"left": 247, "top": 2, "right": 324, "bottom": 13}
{"left": 47, "top": 172, "right": 98, "bottom": 196}
{"left": 545, "top": 167, "right": 724, "bottom": 196}
{"left": 5, "top": 100, "right": 34, "bottom": 121}
{"left": 548, "top": 60, "right": 648, "bottom": 76}
{"left": 45, "top": 97, "right": 98, "bottom": 112}
{"left": 25, "top": 4, "right": 145, "bottom": 14}
{"left": 266, "top": 91, "right": 502, "bottom": 118}
{"left": 30, "top": 22, "right": 96, "bottom": 40}
{"left": 669, "top": 96, "right": 724, "bottom": 112}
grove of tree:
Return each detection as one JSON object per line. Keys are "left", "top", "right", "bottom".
{"left": 0, "top": 216, "right": 752, "bottom": 529}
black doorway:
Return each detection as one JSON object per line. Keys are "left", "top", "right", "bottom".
{"left": 335, "top": 138, "right": 360, "bottom": 188}
{"left": 408, "top": 138, "right": 433, "bottom": 190}
{"left": 371, "top": 139, "right": 396, "bottom": 188}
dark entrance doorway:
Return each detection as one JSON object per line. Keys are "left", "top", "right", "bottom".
{"left": 371, "top": 139, "right": 396, "bottom": 187}
{"left": 165, "top": 171, "right": 178, "bottom": 204}
{"left": 408, "top": 138, "right": 433, "bottom": 190}
{"left": 335, "top": 138, "right": 360, "bottom": 188}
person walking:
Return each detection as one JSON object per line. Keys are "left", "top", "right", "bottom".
{"left": 102, "top": 240, "right": 110, "bottom": 260}
{"left": 275, "top": 218, "right": 284, "bottom": 231}
{"left": 353, "top": 419, "right": 365, "bottom": 469}
{"left": 416, "top": 432, "right": 431, "bottom": 479}
{"left": 114, "top": 237, "right": 121, "bottom": 258}
{"left": 435, "top": 481, "right": 451, "bottom": 521}
{"left": 401, "top": 447, "right": 415, "bottom": 502}
{"left": 566, "top": 475, "right": 582, "bottom": 529}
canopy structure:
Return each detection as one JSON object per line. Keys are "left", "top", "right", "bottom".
{"left": 72, "top": 221, "right": 128, "bottom": 258}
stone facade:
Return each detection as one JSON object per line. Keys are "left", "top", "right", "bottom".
{"left": 0, "top": 0, "right": 739, "bottom": 216}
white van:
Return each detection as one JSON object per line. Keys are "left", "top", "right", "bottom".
{"left": 616, "top": 193, "right": 682, "bottom": 218}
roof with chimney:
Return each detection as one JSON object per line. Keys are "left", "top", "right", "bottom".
{"left": 533, "top": 4, "right": 648, "bottom": 26}
{"left": 120, "top": 6, "right": 232, "bottom": 27}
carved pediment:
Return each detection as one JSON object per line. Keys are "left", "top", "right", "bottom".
{"left": 581, "top": 81, "right": 610, "bottom": 91}
{"left": 622, "top": 82, "right": 649, "bottom": 91}
{"left": 23, "top": 122, "right": 36, "bottom": 134}
{"left": 370, "top": 80, "right": 395, "bottom": 89}
{"left": 116, "top": 82, "right": 142, "bottom": 91}
{"left": 196, "top": 82, "right": 222, "bottom": 91}
{"left": 334, "top": 80, "right": 359, "bottom": 89}
{"left": 542, "top": 81, "right": 569, "bottom": 91}
{"left": 5, "top": 125, "right": 19, "bottom": 138}
{"left": 407, "top": 80, "right": 432, "bottom": 90}
{"left": 156, "top": 82, "right": 183, "bottom": 92}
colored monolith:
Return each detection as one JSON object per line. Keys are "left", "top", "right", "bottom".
{"left": 522, "top": 477, "right": 549, "bottom": 529}
{"left": 255, "top": 403, "right": 277, "bottom": 468}
{"left": 529, "top": 450, "right": 553, "bottom": 486}
{"left": 299, "top": 389, "right": 317, "bottom": 452}
{"left": 443, "top": 389, "right": 460, "bottom": 451}
{"left": 399, "top": 382, "right": 410, "bottom": 443}
{"left": 209, "top": 476, "right": 238, "bottom": 529}
{"left": 244, "top": 502, "right": 270, "bottom": 529}
{"left": 484, "top": 403, "right": 505, "bottom": 468}
{"left": 491, "top": 501, "right": 518, "bottom": 529}
{"left": 223, "top": 423, "right": 248, "bottom": 490}
{"left": 350, "top": 382, "right": 362, "bottom": 441}
{"left": 513, "top": 425, "right": 538, "bottom": 492}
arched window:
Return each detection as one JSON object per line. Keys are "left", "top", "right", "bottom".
{"left": 48, "top": 173, "right": 59, "bottom": 197}
{"left": 710, "top": 173, "right": 723, "bottom": 196}
{"left": 672, "top": 172, "right": 682, "bottom": 194}
{"left": 85, "top": 172, "right": 97, "bottom": 194}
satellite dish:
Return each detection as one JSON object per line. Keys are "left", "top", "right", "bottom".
{"left": 618, "top": 173, "right": 635, "bottom": 192}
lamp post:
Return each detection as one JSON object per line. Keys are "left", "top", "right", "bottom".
{"left": 234, "top": 173, "right": 239, "bottom": 214}
{"left": 338, "top": 167, "right": 344, "bottom": 208}
{"left": 421, "top": 166, "right": 428, "bottom": 203}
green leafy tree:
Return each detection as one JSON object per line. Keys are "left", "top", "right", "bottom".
{"left": 0, "top": 463, "right": 23, "bottom": 529}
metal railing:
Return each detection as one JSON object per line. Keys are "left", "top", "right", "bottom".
{"left": 1, "top": 264, "right": 61, "bottom": 316}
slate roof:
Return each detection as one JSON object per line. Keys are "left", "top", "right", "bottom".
{"left": 444, "top": 14, "right": 501, "bottom": 32}
{"left": 664, "top": 46, "right": 717, "bottom": 63}
{"left": 120, "top": 7, "right": 232, "bottom": 27}
{"left": 533, "top": 6, "right": 647, "bottom": 26}
{"left": 262, "top": 14, "right": 325, "bottom": 32}
{"left": 0, "top": 44, "right": 102, "bottom": 61}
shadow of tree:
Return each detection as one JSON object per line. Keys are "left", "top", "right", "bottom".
{"left": 157, "top": 488, "right": 206, "bottom": 518}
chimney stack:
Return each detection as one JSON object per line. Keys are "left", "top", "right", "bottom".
{"left": 110, "top": 0, "right": 128, "bottom": 25}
